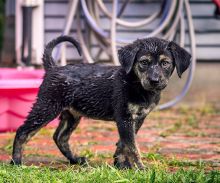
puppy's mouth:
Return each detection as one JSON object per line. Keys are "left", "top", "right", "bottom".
{"left": 155, "top": 84, "right": 167, "bottom": 90}
{"left": 141, "top": 80, "right": 167, "bottom": 91}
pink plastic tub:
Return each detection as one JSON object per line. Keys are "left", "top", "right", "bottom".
{"left": 0, "top": 68, "right": 58, "bottom": 132}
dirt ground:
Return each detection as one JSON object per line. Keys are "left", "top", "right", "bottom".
{"left": 0, "top": 63, "right": 219, "bottom": 170}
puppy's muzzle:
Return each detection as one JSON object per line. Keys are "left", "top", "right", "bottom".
{"left": 149, "top": 76, "right": 160, "bottom": 86}
{"left": 148, "top": 70, "right": 160, "bottom": 87}
{"left": 147, "top": 75, "right": 167, "bottom": 90}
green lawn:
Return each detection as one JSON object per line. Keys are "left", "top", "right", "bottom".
{"left": 0, "top": 163, "right": 219, "bottom": 183}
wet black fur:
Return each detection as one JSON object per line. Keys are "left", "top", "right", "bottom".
{"left": 11, "top": 35, "right": 191, "bottom": 169}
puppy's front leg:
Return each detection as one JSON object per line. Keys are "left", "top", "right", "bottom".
{"left": 115, "top": 116, "right": 144, "bottom": 169}
{"left": 114, "top": 116, "right": 146, "bottom": 169}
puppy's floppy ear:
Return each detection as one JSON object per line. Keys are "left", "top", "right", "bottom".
{"left": 118, "top": 45, "right": 139, "bottom": 74}
{"left": 168, "top": 41, "right": 191, "bottom": 78}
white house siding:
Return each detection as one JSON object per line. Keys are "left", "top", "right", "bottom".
{"left": 44, "top": 0, "right": 220, "bottom": 61}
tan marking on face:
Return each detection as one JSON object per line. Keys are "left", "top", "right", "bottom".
{"left": 159, "top": 55, "right": 172, "bottom": 62}
{"left": 139, "top": 54, "right": 152, "bottom": 62}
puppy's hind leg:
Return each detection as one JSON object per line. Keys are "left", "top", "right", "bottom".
{"left": 11, "top": 100, "right": 61, "bottom": 165}
{"left": 53, "top": 110, "right": 87, "bottom": 165}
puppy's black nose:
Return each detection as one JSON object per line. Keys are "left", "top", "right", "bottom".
{"left": 149, "top": 78, "right": 160, "bottom": 85}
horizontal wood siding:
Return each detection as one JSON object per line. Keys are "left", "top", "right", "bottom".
{"left": 44, "top": 0, "right": 220, "bottom": 61}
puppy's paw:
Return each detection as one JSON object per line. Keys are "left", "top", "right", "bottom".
{"left": 135, "top": 162, "right": 145, "bottom": 170}
{"left": 114, "top": 155, "right": 132, "bottom": 169}
{"left": 10, "top": 159, "right": 22, "bottom": 166}
{"left": 77, "top": 156, "right": 88, "bottom": 165}
{"left": 69, "top": 156, "right": 88, "bottom": 165}
{"left": 114, "top": 153, "right": 145, "bottom": 170}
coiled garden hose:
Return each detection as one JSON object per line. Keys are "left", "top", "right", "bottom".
{"left": 55, "top": 0, "right": 196, "bottom": 110}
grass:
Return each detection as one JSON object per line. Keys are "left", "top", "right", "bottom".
{"left": 1, "top": 152, "right": 219, "bottom": 183}
{"left": 0, "top": 163, "right": 220, "bottom": 183}
{"left": 186, "top": 115, "right": 199, "bottom": 128}
{"left": 159, "top": 120, "right": 183, "bottom": 137}
{"left": 142, "top": 153, "right": 211, "bottom": 169}
{"left": 179, "top": 104, "right": 219, "bottom": 116}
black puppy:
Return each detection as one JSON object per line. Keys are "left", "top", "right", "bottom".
{"left": 11, "top": 36, "right": 191, "bottom": 169}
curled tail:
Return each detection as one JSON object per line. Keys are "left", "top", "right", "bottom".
{"left": 43, "top": 35, "right": 82, "bottom": 71}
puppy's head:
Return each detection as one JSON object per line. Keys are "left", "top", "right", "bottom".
{"left": 118, "top": 38, "right": 191, "bottom": 91}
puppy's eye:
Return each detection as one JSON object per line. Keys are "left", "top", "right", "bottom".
{"left": 139, "top": 55, "right": 151, "bottom": 66}
{"left": 139, "top": 59, "right": 150, "bottom": 66}
{"left": 161, "top": 60, "right": 170, "bottom": 68}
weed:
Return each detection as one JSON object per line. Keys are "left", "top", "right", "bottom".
{"left": 198, "top": 104, "right": 218, "bottom": 116}
{"left": 159, "top": 120, "right": 182, "bottom": 137}
{"left": 38, "top": 128, "right": 54, "bottom": 136}
{"left": 3, "top": 139, "right": 13, "bottom": 153}
{"left": 80, "top": 149, "right": 95, "bottom": 158}
{"left": 142, "top": 152, "right": 164, "bottom": 161}
{"left": 186, "top": 115, "right": 199, "bottom": 128}
{"left": 179, "top": 105, "right": 191, "bottom": 115}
